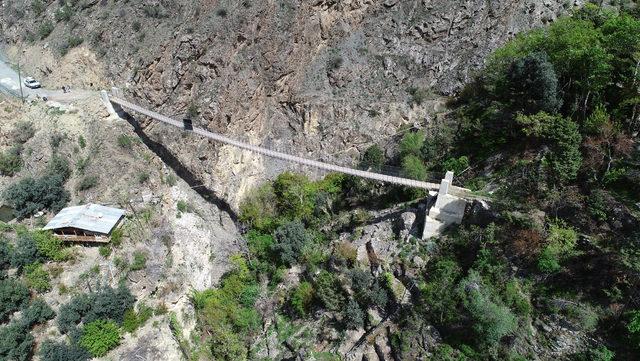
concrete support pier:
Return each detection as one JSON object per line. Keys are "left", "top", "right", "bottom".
{"left": 422, "top": 171, "right": 467, "bottom": 239}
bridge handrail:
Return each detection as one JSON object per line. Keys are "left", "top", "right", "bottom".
{"left": 110, "top": 96, "right": 473, "bottom": 196}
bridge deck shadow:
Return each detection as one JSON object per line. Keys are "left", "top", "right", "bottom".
{"left": 118, "top": 109, "right": 238, "bottom": 223}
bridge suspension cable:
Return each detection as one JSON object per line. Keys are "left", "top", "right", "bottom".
{"left": 107, "top": 95, "right": 471, "bottom": 196}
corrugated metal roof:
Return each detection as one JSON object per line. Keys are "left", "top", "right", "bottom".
{"left": 43, "top": 204, "right": 125, "bottom": 234}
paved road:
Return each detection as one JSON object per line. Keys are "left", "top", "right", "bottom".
{"left": 0, "top": 57, "right": 93, "bottom": 102}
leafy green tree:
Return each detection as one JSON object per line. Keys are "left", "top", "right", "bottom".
{"left": 501, "top": 52, "right": 561, "bottom": 115}
{"left": 272, "top": 172, "right": 315, "bottom": 220}
{"left": 33, "top": 230, "right": 67, "bottom": 261}
{"left": 315, "top": 270, "right": 344, "bottom": 311}
{"left": 541, "top": 18, "right": 612, "bottom": 114}
{"left": 421, "top": 259, "right": 462, "bottom": 324}
{"left": 79, "top": 319, "right": 120, "bottom": 357}
{"left": 343, "top": 299, "right": 364, "bottom": 329}
{"left": 399, "top": 131, "right": 425, "bottom": 157}
{"left": 39, "top": 339, "right": 91, "bottom": 361}
{"left": 361, "top": 144, "right": 385, "bottom": 171}
{"left": 401, "top": 155, "right": 427, "bottom": 181}
{"left": 516, "top": 112, "right": 582, "bottom": 183}
{"left": 290, "top": 281, "right": 314, "bottom": 318}
{"left": 458, "top": 271, "right": 517, "bottom": 346}
{"left": 584, "top": 104, "right": 609, "bottom": 134}
{"left": 4, "top": 174, "right": 70, "bottom": 219}
{"left": 0, "top": 278, "right": 30, "bottom": 322}
{"left": 272, "top": 220, "right": 311, "bottom": 266}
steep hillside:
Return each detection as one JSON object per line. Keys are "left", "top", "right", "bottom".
{"left": 1, "top": 0, "right": 583, "bottom": 206}
{"left": 0, "top": 95, "right": 240, "bottom": 360}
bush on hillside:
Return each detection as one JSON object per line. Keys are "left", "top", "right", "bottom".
{"left": 3, "top": 174, "right": 70, "bottom": 219}
{"left": 0, "top": 278, "right": 30, "bottom": 322}
{"left": 11, "top": 122, "right": 35, "bottom": 144}
{"left": 0, "top": 321, "right": 34, "bottom": 361}
{"left": 343, "top": 299, "right": 364, "bottom": 330}
{"left": 79, "top": 319, "right": 120, "bottom": 357}
{"left": 458, "top": 271, "right": 517, "bottom": 346}
{"left": 39, "top": 339, "right": 91, "bottom": 361}
{"left": 22, "top": 298, "right": 55, "bottom": 328}
{"left": 290, "top": 281, "right": 314, "bottom": 318}
{"left": 24, "top": 263, "right": 51, "bottom": 292}
{"left": 360, "top": 144, "right": 384, "bottom": 171}
{"left": 0, "top": 146, "right": 23, "bottom": 176}
{"left": 272, "top": 220, "right": 312, "bottom": 266}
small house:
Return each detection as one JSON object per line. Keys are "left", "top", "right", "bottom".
{"left": 43, "top": 204, "right": 126, "bottom": 243}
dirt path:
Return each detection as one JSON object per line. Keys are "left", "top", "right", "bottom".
{"left": 0, "top": 58, "right": 95, "bottom": 102}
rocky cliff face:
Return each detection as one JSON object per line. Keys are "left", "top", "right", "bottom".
{"left": 1, "top": 0, "right": 581, "bottom": 207}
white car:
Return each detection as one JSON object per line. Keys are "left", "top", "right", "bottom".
{"left": 23, "top": 77, "right": 41, "bottom": 89}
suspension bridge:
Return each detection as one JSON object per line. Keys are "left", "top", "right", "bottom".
{"left": 102, "top": 89, "right": 476, "bottom": 239}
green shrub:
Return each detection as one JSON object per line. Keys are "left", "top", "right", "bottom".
{"left": 143, "top": 4, "right": 166, "bottom": 18}
{"left": 12, "top": 121, "right": 35, "bottom": 144}
{"left": 458, "top": 271, "right": 517, "bottom": 346}
{"left": 117, "top": 134, "right": 133, "bottom": 148}
{"left": 38, "top": 20, "right": 54, "bottom": 39}
{"left": 537, "top": 246, "right": 561, "bottom": 273}
{"left": 57, "top": 293, "right": 93, "bottom": 334}
{"left": 360, "top": 144, "right": 384, "bottom": 171}
{"left": 130, "top": 251, "right": 147, "bottom": 271}
{"left": 110, "top": 228, "right": 124, "bottom": 246}
{"left": 401, "top": 155, "right": 427, "bottom": 181}
{"left": 60, "top": 36, "right": 84, "bottom": 56}
{"left": 54, "top": 4, "right": 73, "bottom": 22}
{"left": 191, "top": 258, "right": 259, "bottom": 360}
{"left": 25, "top": 263, "right": 51, "bottom": 292}
{"left": 22, "top": 298, "right": 55, "bottom": 328}
{"left": 290, "top": 281, "right": 314, "bottom": 318}
{"left": 273, "top": 220, "right": 311, "bottom": 266}
{"left": 98, "top": 246, "right": 111, "bottom": 258}
{"left": 39, "top": 339, "right": 91, "bottom": 361}
{"left": 176, "top": 200, "right": 190, "bottom": 213}
{"left": 3, "top": 174, "right": 70, "bottom": 218}
{"left": 79, "top": 319, "right": 120, "bottom": 357}
{"left": 122, "top": 303, "right": 152, "bottom": 333}
{"left": 47, "top": 155, "right": 71, "bottom": 180}
{"left": 0, "top": 322, "right": 33, "bottom": 361}
{"left": 399, "top": 131, "right": 425, "bottom": 157}
{"left": 33, "top": 230, "right": 67, "bottom": 261}
{"left": 442, "top": 156, "right": 470, "bottom": 174}
{"left": 137, "top": 172, "right": 149, "bottom": 184}
{"left": 76, "top": 175, "right": 98, "bottom": 191}
{"left": 58, "top": 284, "right": 135, "bottom": 334}
{"left": 0, "top": 146, "right": 23, "bottom": 176}
{"left": 315, "top": 270, "right": 344, "bottom": 311}
{"left": 504, "top": 280, "right": 531, "bottom": 316}
{"left": 0, "top": 278, "right": 30, "bottom": 322}
{"left": 31, "top": 0, "right": 45, "bottom": 16}
{"left": 78, "top": 135, "right": 86, "bottom": 148}
{"left": 343, "top": 299, "right": 364, "bottom": 329}
{"left": 239, "top": 184, "right": 278, "bottom": 231}
{"left": 407, "top": 87, "right": 429, "bottom": 105}
{"left": 420, "top": 259, "right": 462, "bottom": 324}
{"left": 11, "top": 234, "right": 43, "bottom": 270}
